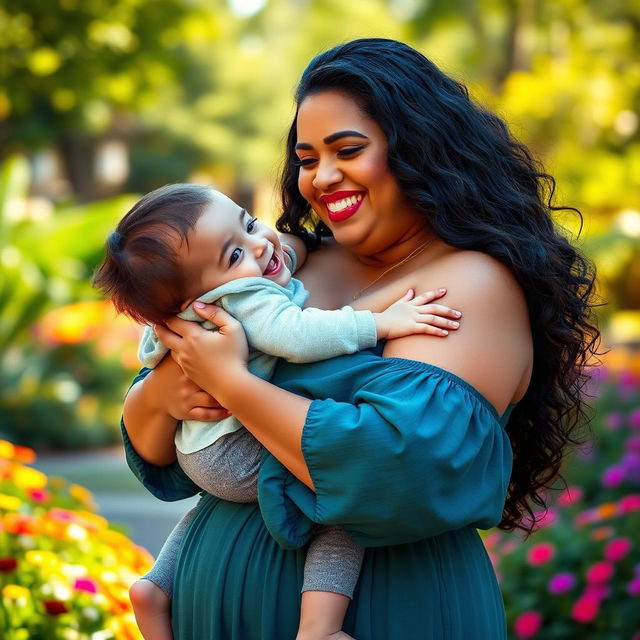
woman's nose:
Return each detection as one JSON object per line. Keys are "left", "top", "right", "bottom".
{"left": 312, "top": 159, "right": 342, "bottom": 190}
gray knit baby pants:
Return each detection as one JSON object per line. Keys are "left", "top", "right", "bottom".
{"left": 142, "top": 428, "right": 364, "bottom": 599}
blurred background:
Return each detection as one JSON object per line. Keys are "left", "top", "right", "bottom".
{"left": 0, "top": 1, "right": 639, "bottom": 638}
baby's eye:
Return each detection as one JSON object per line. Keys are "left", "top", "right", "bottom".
{"left": 247, "top": 217, "right": 258, "bottom": 233}
{"left": 229, "top": 248, "right": 242, "bottom": 266}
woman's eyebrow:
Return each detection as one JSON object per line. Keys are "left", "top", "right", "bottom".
{"left": 295, "top": 130, "right": 369, "bottom": 150}
{"left": 323, "top": 130, "right": 368, "bottom": 144}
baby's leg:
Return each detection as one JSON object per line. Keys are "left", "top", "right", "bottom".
{"left": 130, "top": 500, "right": 201, "bottom": 640}
{"left": 176, "top": 428, "right": 262, "bottom": 502}
{"left": 297, "top": 525, "right": 364, "bottom": 640}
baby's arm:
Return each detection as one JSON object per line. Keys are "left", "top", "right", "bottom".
{"left": 233, "top": 285, "right": 461, "bottom": 364}
{"left": 375, "top": 287, "right": 461, "bottom": 339}
{"left": 297, "top": 526, "right": 364, "bottom": 640}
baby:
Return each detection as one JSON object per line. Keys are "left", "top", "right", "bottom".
{"left": 93, "top": 184, "right": 461, "bottom": 640}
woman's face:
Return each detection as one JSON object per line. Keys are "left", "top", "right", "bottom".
{"left": 295, "top": 90, "right": 423, "bottom": 254}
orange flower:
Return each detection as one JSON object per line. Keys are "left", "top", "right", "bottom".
{"left": 596, "top": 503, "right": 618, "bottom": 520}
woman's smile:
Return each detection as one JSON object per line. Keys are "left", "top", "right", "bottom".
{"left": 320, "top": 191, "right": 365, "bottom": 222}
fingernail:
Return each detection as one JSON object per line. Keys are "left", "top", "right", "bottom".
{"left": 194, "top": 301, "right": 205, "bottom": 309}
{"left": 439, "top": 288, "right": 446, "bottom": 292}
{"left": 451, "top": 321, "right": 459, "bottom": 328}
{"left": 454, "top": 311, "right": 462, "bottom": 317}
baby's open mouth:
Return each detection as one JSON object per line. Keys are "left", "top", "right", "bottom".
{"left": 264, "top": 252, "right": 281, "bottom": 276}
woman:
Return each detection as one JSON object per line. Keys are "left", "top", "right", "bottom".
{"left": 122, "top": 38, "right": 599, "bottom": 639}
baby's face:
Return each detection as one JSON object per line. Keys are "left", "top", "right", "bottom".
{"left": 178, "top": 190, "right": 292, "bottom": 309}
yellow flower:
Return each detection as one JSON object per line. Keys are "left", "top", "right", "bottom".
{"left": 12, "top": 464, "right": 48, "bottom": 490}
{"left": 0, "top": 440, "right": 16, "bottom": 460}
{"left": 0, "top": 493, "right": 22, "bottom": 510}
{"left": 25, "top": 550, "right": 60, "bottom": 570}
{"left": 70, "top": 484, "right": 95, "bottom": 506}
{"left": 2, "top": 584, "right": 31, "bottom": 600}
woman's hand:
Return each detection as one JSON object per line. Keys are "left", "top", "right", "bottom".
{"left": 155, "top": 303, "right": 249, "bottom": 399}
{"left": 149, "top": 354, "right": 231, "bottom": 423}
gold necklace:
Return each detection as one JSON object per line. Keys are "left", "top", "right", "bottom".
{"left": 352, "top": 240, "right": 432, "bottom": 300}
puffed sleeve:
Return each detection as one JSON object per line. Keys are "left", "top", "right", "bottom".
{"left": 258, "top": 358, "right": 513, "bottom": 548}
{"left": 120, "top": 369, "right": 201, "bottom": 502}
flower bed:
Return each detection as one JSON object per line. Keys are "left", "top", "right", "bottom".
{"left": 487, "top": 364, "right": 640, "bottom": 639}
{"left": 0, "top": 440, "right": 152, "bottom": 640}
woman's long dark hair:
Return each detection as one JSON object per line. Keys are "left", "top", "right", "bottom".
{"left": 277, "top": 38, "right": 600, "bottom": 534}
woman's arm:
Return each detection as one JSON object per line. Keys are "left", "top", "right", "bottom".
{"left": 123, "top": 355, "right": 231, "bottom": 466}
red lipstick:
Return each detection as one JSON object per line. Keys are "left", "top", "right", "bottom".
{"left": 319, "top": 191, "right": 365, "bottom": 223}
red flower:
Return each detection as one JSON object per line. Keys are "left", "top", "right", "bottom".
{"left": 43, "top": 600, "right": 69, "bottom": 615}
{"left": 527, "top": 542, "right": 555, "bottom": 566}
{"left": 0, "top": 557, "right": 18, "bottom": 573}
{"left": 514, "top": 611, "right": 543, "bottom": 638}
{"left": 586, "top": 561, "right": 614, "bottom": 584}
{"left": 571, "top": 595, "right": 600, "bottom": 624}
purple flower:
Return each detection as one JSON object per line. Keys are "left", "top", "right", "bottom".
{"left": 602, "top": 465, "right": 626, "bottom": 488}
{"left": 631, "top": 408, "right": 640, "bottom": 429}
{"left": 548, "top": 573, "right": 576, "bottom": 594}
{"left": 626, "top": 577, "right": 640, "bottom": 596}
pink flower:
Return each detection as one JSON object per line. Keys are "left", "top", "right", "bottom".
{"left": 557, "top": 486, "right": 583, "bottom": 506}
{"left": 571, "top": 594, "right": 600, "bottom": 623}
{"left": 618, "top": 495, "right": 640, "bottom": 513}
{"left": 548, "top": 573, "right": 576, "bottom": 594}
{"left": 531, "top": 508, "right": 557, "bottom": 530}
{"left": 74, "top": 578, "right": 98, "bottom": 594}
{"left": 604, "top": 411, "right": 623, "bottom": 429}
{"left": 626, "top": 436, "right": 640, "bottom": 453}
{"left": 513, "top": 611, "right": 542, "bottom": 638}
{"left": 584, "top": 583, "right": 611, "bottom": 600}
{"left": 28, "top": 488, "right": 51, "bottom": 503}
{"left": 527, "top": 542, "right": 555, "bottom": 566}
{"left": 630, "top": 408, "right": 640, "bottom": 429}
{"left": 586, "top": 561, "right": 614, "bottom": 584}
{"left": 602, "top": 465, "right": 625, "bottom": 488}
{"left": 627, "top": 577, "right": 640, "bottom": 596}
{"left": 604, "top": 537, "right": 632, "bottom": 562}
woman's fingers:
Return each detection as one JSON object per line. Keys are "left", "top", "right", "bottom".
{"left": 186, "top": 406, "right": 232, "bottom": 422}
{"left": 192, "top": 302, "right": 241, "bottom": 333}
{"left": 154, "top": 322, "right": 182, "bottom": 350}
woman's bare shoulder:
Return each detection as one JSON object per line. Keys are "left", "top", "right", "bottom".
{"left": 385, "top": 249, "right": 533, "bottom": 413}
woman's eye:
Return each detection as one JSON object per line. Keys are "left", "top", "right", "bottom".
{"left": 294, "top": 157, "right": 317, "bottom": 167}
{"left": 338, "top": 145, "right": 364, "bottom": 157}
{"left": 229, "top": 248, "right": 242, "bottom": 266}
{"left": 247, "top": 217, "right": 258, "bottom": 232}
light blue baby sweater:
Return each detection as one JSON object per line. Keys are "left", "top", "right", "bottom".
{"left": 138, "top": 274, "right": 377, "bottom": 454}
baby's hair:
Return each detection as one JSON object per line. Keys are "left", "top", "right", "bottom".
{"left": 93, "top": 184, "right": 215, "bottom": 325}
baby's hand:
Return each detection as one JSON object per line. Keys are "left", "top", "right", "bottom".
{"left": 374, "top": 288, "right": 461, "bottom": 340}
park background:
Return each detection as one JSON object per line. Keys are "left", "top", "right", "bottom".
{"left": 0, "top": 0, "right": 639, "bottom": 638}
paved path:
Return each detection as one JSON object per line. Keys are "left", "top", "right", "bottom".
{"left": 32, "top": 447, "right": 199, "bottom": 557}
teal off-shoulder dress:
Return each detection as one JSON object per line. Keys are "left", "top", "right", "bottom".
{"left": 123, "top": 348, "right": 513, "bottom": 639}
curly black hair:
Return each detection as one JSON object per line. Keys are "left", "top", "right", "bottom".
{"left": 276, "top": 38, "right": 601, "bottom": 535}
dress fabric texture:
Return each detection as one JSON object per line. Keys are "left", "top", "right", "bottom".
{"left": 122, "top": 347, "right": 513, "bottom": 640}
